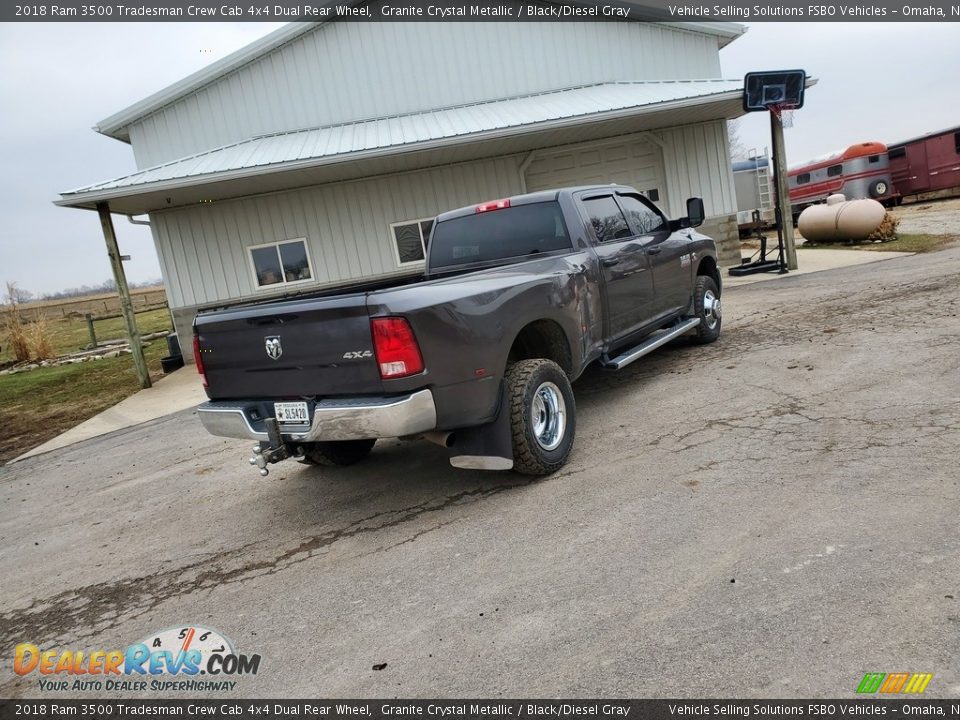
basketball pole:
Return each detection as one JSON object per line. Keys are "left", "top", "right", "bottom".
{"left": 769, "top": 109, "right": 799, "bottom": 270}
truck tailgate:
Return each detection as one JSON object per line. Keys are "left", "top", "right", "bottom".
{"left": 195, "top": 293, "right": 382, "bottom": 399}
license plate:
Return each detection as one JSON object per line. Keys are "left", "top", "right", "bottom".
{"left": 274, "top": 401, "right": 309, "bottom": 424}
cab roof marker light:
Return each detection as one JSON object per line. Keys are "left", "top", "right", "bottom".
{"left": 476, "top": 198, "right": 511, "bottom": 213}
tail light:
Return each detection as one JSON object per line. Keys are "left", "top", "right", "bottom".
{"left": 193, "top": 335, "right": 208, "bottom": 388}
{"left": 371, "top": 317, "right": 424, "bottom": 379}
{"left": 476, "top": 198, "right": 510, "bottom": 213}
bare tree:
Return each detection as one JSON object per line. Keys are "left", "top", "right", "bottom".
{"left": 4, "top": 281, "right": 33, "bottom": 306}
{"left": 727, "top": 119, "right": 749, "bottom": 162}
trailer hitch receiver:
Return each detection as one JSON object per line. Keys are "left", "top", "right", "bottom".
{"left": 247, "top": 418, "right": 293, "bottom": 476}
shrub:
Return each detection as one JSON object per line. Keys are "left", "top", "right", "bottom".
{"left": 2, "top": 308, "right": 30, "bottom": 362}
{"left": 27, "top": 315, "right": 55, "bottom": 360}
{"left": 866, "top": 212, "right": 900, "bottom": 243}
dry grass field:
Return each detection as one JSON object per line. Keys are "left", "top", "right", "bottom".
{"left": 1, "top": 286, "right": 166, "bottom": 323}
{"left": 0, "top": 342, "right": 172, "bottom": 464}
{"left": 0, "top": 307, "right": 175, "bottom": 462}
{"left": 0, "top": 307, "right": 173, "bottom": 364}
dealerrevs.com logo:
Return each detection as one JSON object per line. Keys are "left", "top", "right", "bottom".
{"left": 14, "top": 625, "right": 261, "bottom": 693}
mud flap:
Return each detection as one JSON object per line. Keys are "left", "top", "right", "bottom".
{"left": 448, "top": 382, "right": 514, "bottom": 471}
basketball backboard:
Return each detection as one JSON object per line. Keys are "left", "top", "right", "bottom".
{"left": 742, "top": 70, "right": 807, "bottom": 112}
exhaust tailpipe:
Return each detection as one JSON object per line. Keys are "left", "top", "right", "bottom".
{"left": 423, "top": 431, "right": 456, "bottom": 448}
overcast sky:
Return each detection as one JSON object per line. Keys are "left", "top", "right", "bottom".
{"left": 1, "top": 21, "right": 958, "bottom": 297}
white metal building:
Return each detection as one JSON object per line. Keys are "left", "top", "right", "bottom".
{"left": 57, "top": 17, "right": 749, "bottom": 350}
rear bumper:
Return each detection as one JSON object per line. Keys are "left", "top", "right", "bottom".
{"left": 197, "top": 389, "right": 437, "bottom": 442}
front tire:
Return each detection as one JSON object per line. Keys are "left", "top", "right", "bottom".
{"left": 693, "top": 275, "right": 722, "bottom": 344}
{"left": 297, "top": 439, "right": 376, "bottom": 467}
{"left": 506, "top": 359, "right": 576, "bottom": 476}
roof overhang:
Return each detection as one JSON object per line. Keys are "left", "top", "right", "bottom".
{"left": 60, "top": 82, "right": 750, "bottom": 215}
{"left": 659, "top": 22, "right": 746, "bottom": 48}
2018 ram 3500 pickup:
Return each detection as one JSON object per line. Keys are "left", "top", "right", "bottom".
{"left": 194, "top": 186, "right": 723, "bottom": 476}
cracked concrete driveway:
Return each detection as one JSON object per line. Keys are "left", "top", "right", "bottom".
{"left": 2, "top": 247, "right": 958, "bottom": 699}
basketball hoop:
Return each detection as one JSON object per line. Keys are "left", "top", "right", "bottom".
{"left": 769, "top": 103, "right": 797, "bottom": 129}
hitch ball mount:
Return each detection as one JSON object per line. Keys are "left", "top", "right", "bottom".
{"left": 247, "top": 418, "right": 304, "bottom": 476}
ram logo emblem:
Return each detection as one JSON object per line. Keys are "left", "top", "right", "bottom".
{"left": 264, "top": 336, "right": 282, "bottom": 360}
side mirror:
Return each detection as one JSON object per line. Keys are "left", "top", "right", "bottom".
{"left": 686, "top": 197, "right": 705, "bottom": 228}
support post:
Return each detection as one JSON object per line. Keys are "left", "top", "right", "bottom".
{"left": 770, "top": 111, "right": 799, "bottom": 270}
{"left": 97, "top": 202, "right": 151, "bottom": 389}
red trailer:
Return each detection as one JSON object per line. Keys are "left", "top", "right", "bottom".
{"left": 786, "top": 142, "right": 895, "bottom": 214}
{"left": 888, "top": 126, "right": 960, "bottom": 204}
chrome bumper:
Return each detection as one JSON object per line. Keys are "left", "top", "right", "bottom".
{"left": 197, "top": 390, "right": 437, "bottom": 443}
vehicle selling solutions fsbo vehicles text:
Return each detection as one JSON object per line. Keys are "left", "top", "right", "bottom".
{"left": 667, "top": 4, "right": 897, "bottom": 17}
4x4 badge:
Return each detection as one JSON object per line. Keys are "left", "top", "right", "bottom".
{"left": 264, "top": 336, "right": 282, "bottom": 360}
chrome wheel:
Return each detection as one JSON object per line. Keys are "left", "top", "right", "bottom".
{"left": 702, "top": 290, "right": 722, "bottom": 330}
{"left": 531, "top": 381, "right": 566, "bottom": 451}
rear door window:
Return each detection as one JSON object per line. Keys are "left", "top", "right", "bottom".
{"left": 582, "top": 196, "right": 631, "bottom": 243}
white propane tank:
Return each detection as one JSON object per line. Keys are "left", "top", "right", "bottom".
{"left": 798, "top": 194, "right": 887, "bottom": 242}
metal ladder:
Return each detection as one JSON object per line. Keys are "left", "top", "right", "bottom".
{"left": 750, "top": 147, "right": 773, "bottom": 210}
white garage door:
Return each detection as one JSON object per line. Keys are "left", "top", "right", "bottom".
{"left": 524, "top": 139, "right": 667, "bottom": 206}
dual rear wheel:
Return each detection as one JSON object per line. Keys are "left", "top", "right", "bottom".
{"left": 505, "top": 359, "right": 576, "bottom": 476}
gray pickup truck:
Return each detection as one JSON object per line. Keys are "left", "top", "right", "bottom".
{"left": 194, "top": 185, "right": 722, "bottom": 476}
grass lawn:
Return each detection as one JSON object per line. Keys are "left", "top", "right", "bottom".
{"left": 1, "top": 308, "right": 173, "bottom": 364}
{"left": 0, "top": 335, "right": 172, "bottom": 464}
{"left": 801, "top": 233, "right": 958, "bottom": 254}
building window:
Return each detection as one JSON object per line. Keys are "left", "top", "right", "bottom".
{"left": 390, "top": 218, "right": 434, "bottom": 265}
{"left": 249, "top": 239, "right": 313, "bottom": 289}
{"left": 827, "top": 164, "right": 843, "bottom": 177}
{"left": 796, "top": 173, "right": 811, "bottom": 185}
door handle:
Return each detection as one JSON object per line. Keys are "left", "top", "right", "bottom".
{"left": 601, "top": 257, "right": 621, "bottom": 267}
{"left": 646, "top": 247, "right": 662, "bottom": 256}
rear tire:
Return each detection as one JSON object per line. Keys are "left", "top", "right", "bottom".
{"left": 506, "top": 359, "right": 576, "bottom": 476}
{"left": 692, "top": 275, "right": 722, "bottom": 344}
{"left": 298, "top": 439, "right": 376, "bottom": 467}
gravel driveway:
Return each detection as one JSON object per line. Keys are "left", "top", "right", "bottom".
{"left": 893, "top": 197, "right": 960, "bottom": 235}
{"left": 2, "top": 247, "right": 958, "bottom": 699}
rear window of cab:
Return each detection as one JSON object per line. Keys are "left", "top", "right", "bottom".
{"left": 430, "top": 202, "right": 572, "bottom": 270}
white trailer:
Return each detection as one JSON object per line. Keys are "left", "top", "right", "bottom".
{"left": 733, "top": 150, "right": 775, "bottom": 236}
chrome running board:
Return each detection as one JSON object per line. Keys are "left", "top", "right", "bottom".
{"left": 601, "top": 317, "right": 701, "bottom": 370}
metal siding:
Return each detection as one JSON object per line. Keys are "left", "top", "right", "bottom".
{"left": 128, "top": 122, "right": 149, "bottom": 168}
{"left": 659, "top": 120, "right": 736, "bottom": 218}
{"left": 150, "top": 217, "right": 182, "bottom": 308}
{"left": 125, "top": 22, "right": 724, "bottom": 168}
{"left": 153, "top": 156, "right": 524, "bottom": 309}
